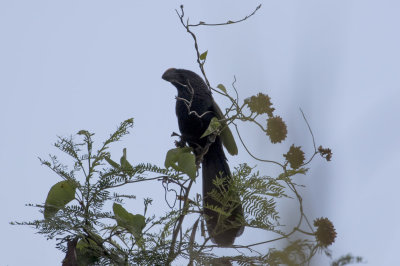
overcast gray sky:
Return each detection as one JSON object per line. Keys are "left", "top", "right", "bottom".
{"left": 1, "top": 1, "right": 399, "bottom": 265}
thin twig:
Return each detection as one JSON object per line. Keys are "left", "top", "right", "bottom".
{"left": 188, "top": 4, "right": 261, "bottom": 27}
{"left": 300, "top": 108, "right": 316, "bottom": 152}
{"left": 233, "top": 123, "right": 285, "bottom": 167}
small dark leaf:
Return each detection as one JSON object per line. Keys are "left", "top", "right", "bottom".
{"left": 318, "top": 145, "right": 333, "bottom": 161}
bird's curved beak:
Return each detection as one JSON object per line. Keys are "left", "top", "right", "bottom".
{"left": 162, "top": 68, "right": 177, "bottom": 82}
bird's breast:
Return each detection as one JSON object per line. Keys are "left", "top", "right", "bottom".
{"left": 175, "top": 98, "right": 213, "bottom": 144}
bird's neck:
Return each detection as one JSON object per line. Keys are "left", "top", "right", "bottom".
{"left": 172, "top": 83, "right": 192, "bottom": 100}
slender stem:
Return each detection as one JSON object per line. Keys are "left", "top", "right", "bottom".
{"left": 188, "top": 4, "right": 261, "bottom": 27}
{"left": 167, "top": 179, "right": 194, "bottom": 264}
{"left": 233, "top": 123, "right": 284, "bottom": 167}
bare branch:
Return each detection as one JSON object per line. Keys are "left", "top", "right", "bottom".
{"left": 188, "top": 4, "right": 262, "bottom": 27}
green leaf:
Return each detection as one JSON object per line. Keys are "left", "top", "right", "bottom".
{"left": 113, "top": 203, "right": 146, "bottom": 239}
{"left": 277, "top": 168, "right": 308, "bottom": 181}
{"left": 177, "top": 152, "right": 196, "bottom": 180}
{"left": 164, "top": 147, "right": 196, "bottom": 180}
{"left": 201, "top": 117, "right": 221, "bottom": 138}
{"left": 211, "top": 100, "right": 238, "bottom": 155}
{"left": 105, "top": 156, "right": 120, "bottom": 169}
{"left": 199, "top": 50, "right": 208, "bottom": 60}
{"left": 44, "top": 180, "right": 76, "bottom": 219}
{"left": 164, "top": 147, "right": 185, "bottom": 170}
{"left": 216, "top": 84, "right": 227, "bottom": 93}
{"left": 77, "top": 130, "right": 90, "bottom": 136}
{"left": 120, "top": 148, "right": 134, "bottom": 173}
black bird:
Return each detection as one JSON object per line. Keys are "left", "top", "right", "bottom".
{"left": 162, "top": 68, "right": 244, "bottom": 246}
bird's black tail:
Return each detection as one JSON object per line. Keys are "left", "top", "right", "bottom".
{"left": 202, "top": 137, "right": 244, "bottom": 246}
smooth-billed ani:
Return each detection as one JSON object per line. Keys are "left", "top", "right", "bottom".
{"left": 162, "top": 68, "right": 244, "bottom": 246}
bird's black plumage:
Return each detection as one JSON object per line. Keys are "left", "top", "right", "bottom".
{"left": 162, "top": 68, "right": 244, "bottom": 246}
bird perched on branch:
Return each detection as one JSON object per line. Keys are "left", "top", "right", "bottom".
{"left": 162, "top": 68, "right": 244, "bottom": 246}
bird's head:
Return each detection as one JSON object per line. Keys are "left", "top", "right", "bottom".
{"left": 162, "top": 68, "right": 206, "bottom": 89}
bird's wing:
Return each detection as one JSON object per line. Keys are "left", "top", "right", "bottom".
{"left": 211, "top": 99, "right": 238, "bottom": 156}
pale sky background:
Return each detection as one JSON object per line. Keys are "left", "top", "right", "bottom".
{"left": 1, "top": 1, "right": 399, "bottom": 265}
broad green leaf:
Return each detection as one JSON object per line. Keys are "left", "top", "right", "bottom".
{"left": 177, "top": 152, "right": 196, "bottom": 180}
{"left": 164, "top": 147, "right": 186, "bottom": 171}
{"left": 211, "top": 100, "right": 238, "bottom": 155}
{"left": 216, "top": 84, "right": 227, "bottom": 93}
{"left": 44, "top": 180, "right": 76, "bottom": 219}
{"left": 165, "top": 149, "right": 177, "bottom": 169}
{"left": 201, "top": 117, "right": 221, "bottom": 138}
{"left": 199, "top": 50, "right": 208, "bottom": 60}
{"left": 113, "top": 203, "right": 146, "bottom": 239}
{"left": 105, "top": 156, "right": 120, "bottom": 169}
{"left": 165, "top": 147, "right": 196, "bottom": 180}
